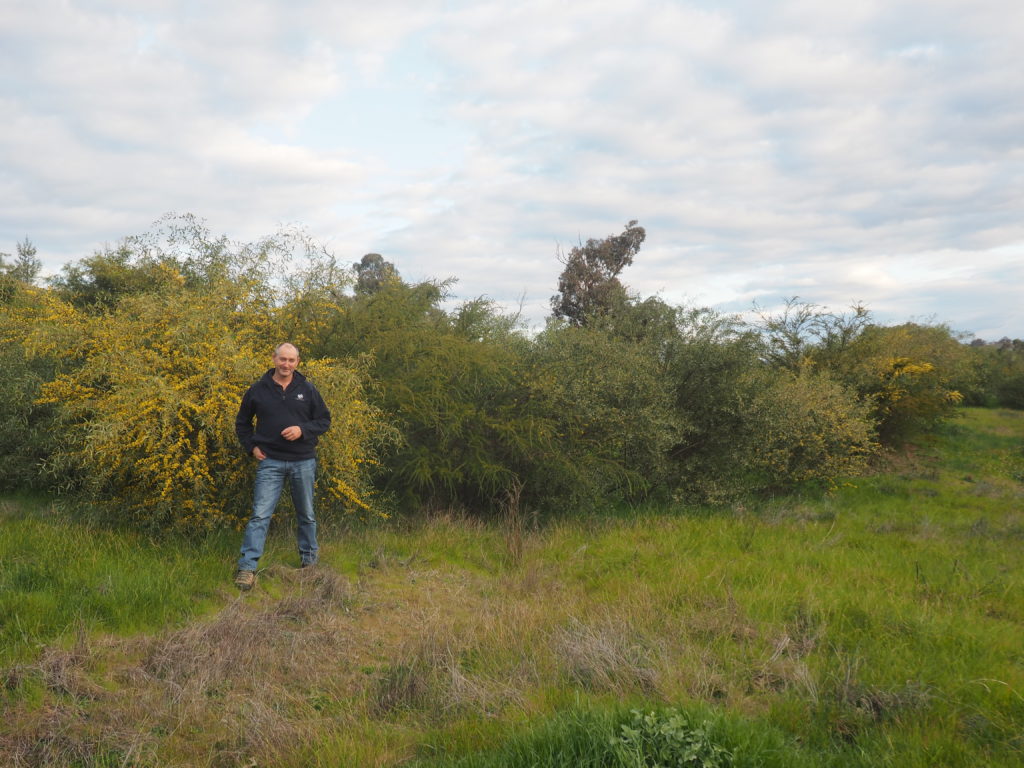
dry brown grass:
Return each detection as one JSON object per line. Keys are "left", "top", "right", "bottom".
{"left": 1, "top": 554, "right": 562, "bottom": 766}
{"left": 551, "top": 615, "right": 663, "bottom": 696}
{"left": 1, "top": 566, "right": 365, "bottom": 767}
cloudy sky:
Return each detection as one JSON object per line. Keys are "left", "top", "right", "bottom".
{"left": 2, "top": 0, "right": 1022, "bottom": 339}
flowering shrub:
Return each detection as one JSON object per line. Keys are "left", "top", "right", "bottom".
{"left": 739, "top": 370, "right": 877, "bottom": 491}
{"left": 30, "top": 280, "right": 390, "bottom": 531}
{"left": 3, "top": 219, "right": 985, "bottom": 520}
{"left": 298, "top": 357, "right": 397, "bottom": 518}
{"left": 839, "top": 324, "right": 974, "bottom": 443}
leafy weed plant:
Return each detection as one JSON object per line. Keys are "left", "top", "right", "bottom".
{"left": 611, "top": 708, "right": 733, "bottom": 767}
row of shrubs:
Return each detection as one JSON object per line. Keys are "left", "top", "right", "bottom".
{"left": 0, "top": 217, "right": 1012, "bottom": 530}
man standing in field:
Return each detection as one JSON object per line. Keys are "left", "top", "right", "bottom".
{"left": 233, "top": 342, "right": 331, "bottom": 591}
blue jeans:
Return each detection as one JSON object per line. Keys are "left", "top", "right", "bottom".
{"left": 238, "top": 457, "right": 318, "bottom": 571}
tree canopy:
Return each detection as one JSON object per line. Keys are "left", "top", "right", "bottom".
{"left": 550, "top": 220, "right": 645, "bottom": 326}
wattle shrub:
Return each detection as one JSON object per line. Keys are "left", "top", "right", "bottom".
{"left": 28, "top": 281, "right": 390, "bottom": 531}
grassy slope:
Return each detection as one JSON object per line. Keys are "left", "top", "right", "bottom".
{"left": 0, "top": 408, "right": 1021, "bottom": 767}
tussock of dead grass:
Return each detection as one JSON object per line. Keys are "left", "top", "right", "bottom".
{"left": 370, "top": 631, "right": 522, "bottom": 718}
{"left": 2, "top": 702, "right": 116, "bottom": 768}
{"left": 37, "top": 633, "right": 105, "bottom": 701}
{"left": 144, "top": 566, "right": 354, "bottom": 692}
{"left": 749, "top": 624, "right": 824, "bottom": 699}
{"left": 2, "top": 568, "right": 364, "bottom": 767}
{"left": 1, "top": 671, "right": 153, "bottom": 768}
{"left": 812, "top": 652, "right": 935, "bottom": 743}
{"left": 552, "top": 615, "right": 662, "bottom": 696}
{"left": 684, "top": 593, "right": 760, "bottom": 644}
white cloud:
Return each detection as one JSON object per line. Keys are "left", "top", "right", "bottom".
{"left": 1, "top": 0, "right": 1022, "bottom": 338}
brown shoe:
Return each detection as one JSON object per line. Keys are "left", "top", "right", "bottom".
{"left": 234, "top": 569, "right": 256, "bottom": 591}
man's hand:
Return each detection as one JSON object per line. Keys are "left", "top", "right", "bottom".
{"left": 252, "top": 446, "right": 267, "bottom": 460}
{"left": 281, "top": 426, "right": 303, "bottom": 441}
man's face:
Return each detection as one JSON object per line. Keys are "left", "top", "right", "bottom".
{"left": 272, "top": 345, "right": 299, "bottom": 378}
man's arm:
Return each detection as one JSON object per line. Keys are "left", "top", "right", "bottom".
{"left": 235, "top": 387, "right": 257, "bottom": 454}
{"left": 298, "top": 385, "right": 331, "bottom": 439}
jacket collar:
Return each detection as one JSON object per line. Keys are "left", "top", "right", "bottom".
{"left": 260, "top": 368, "right": 307, "bottom": 390}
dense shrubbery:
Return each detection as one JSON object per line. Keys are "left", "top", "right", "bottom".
{"left": 0, "top": 284, "right": 63, "bottom": 492}
{"left": 32, "top": 285, "right": 267, "bottom": 529}
{"left": 2, "top": 218, "right": 1011, "bottom": 529}
{"left": 758, "top": 300, "right": 976, "bottom": 444}
{"left": 528, "top": 322, "right": 681, "bottom": 506}
{"left": 311, "top": 278, "right": 541, "bottom": 513}
{"left": 963, "top": 338, "right": 1024, "bottom": 409}
{"left": 735, "top": 368, "right": 876, "bottom": 492}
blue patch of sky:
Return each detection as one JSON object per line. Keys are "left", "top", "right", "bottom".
{"left": 868, "top": 4, "right": 963, "bottom": 58}
{"left": 135, "top": 20, "right": 159, "bottom": 54}
{"left": 258, "top": 34, "right": 470, "bottom": 175}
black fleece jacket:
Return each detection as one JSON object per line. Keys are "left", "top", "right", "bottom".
{"left": 235, "top": 369, "right": 331, "bottom": 461}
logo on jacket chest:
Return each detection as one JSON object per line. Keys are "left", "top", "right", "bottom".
{"left": 296, "top": 393, "right": 305, "bottom": 400}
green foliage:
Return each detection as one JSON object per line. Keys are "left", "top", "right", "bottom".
{"left": 653, "top": 305, "right": 876, "bottom": 499}
{"left": 539, "top": 298, "right": 877, "bottom": 504}
{"left": 317, "top": 278, "right": 543, "bottom": 513}
{"left": 314, "top": 265, "right": 687, "bottom": 514}
{"left": 529, "top": 322, "right": 681, "bottom": 505}
{"left": 354, "top": 252, "right": 400, "bottom": 295}
{"left": 734, "top": 369, "right": 876, "bottom": 492}
{"left": 48, "top": 242, "right": 182, "bottom": 310}
{"left": 611, "top": 708, "right": 733, "bottom": 768}
{"left": 757, "top": 297, "right": 871, "bottom": 373}
{"left": 48, "top": 214, "right": 281, "bottom": 314}
{"left": 0, "top": 238, "right": 41, "bottom": 301}
{"left": 757, "top": 300, "right": 975, "bottom": 445}
{"left": 660, "top": 308, "right": 764, "bottom": 500}
{"left": 274, "top": 249, "right": 352, "bottom": 356}
{"left": 964, "top": 338, "right": 1024, "bottom": 409}
{"left": 836, "top": 323, "right": 975, "bottom": 443}
{"left": 0, "top": 284, "right": 63, "bottom": 491}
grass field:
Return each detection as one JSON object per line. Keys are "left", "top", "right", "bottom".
{"left": 1, "top": 407, "right": 1021, "bottom": 767}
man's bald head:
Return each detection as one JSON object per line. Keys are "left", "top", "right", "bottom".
{"left": 274, "top": 342, "right": 300, "bottom": 359}
{"left": 271, "top": 343, "right": 300, "bottom": 382}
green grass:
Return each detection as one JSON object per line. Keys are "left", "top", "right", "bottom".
{"left": 0, "top": 501, "right": 236, "bottom": 664}
{"left": 1, "top": 407, "right": 1021, "bottom": 767}
{"left": 407, "top": 702, "right": 821, "bottom": 768}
